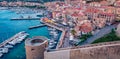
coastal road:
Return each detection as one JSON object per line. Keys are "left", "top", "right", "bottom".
{"left": 81, "top": 25, "right": 116, "bottom": 45}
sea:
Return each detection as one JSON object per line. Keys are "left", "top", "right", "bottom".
{"left": 0, "top": 10, "right": 51, "bottom": 59}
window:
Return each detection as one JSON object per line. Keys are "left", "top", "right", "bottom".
{"left": 31, "top": 48, "right": 35, "bottom": 51}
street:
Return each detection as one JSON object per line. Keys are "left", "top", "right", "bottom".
{"left": 81, "top": 25, "right": 116, "bottom": 45}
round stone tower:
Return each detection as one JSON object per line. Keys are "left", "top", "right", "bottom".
{"left": 25, "top": 36, "right": 48, "bottom": 59}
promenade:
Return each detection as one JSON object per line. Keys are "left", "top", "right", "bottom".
{"left": 11, "top": 18, "right": 40, "bottom": 20}
{"left": 81, "top": 25, "right": 116, "bottom": 45}
{"left": 29, "top": 24, "right": 46, "bottom": 29}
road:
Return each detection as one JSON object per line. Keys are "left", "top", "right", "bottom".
{"left": 81, "top": 25, "right": 116, "bottom": 45}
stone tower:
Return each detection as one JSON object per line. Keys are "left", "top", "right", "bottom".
{"left": 25, "top": 36, "right": 48, "bottom": 59}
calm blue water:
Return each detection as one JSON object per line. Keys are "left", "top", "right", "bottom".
{"left": 0, "top": 10, "right": 50, "bottom": 59}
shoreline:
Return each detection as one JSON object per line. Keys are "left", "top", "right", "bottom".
{"left": 0, "top": 9, "right": 49, "bottom": 59}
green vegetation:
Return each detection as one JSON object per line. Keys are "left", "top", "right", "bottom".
{"left": 79, "top": 32, "right": 92, "bottom": 42}
{"left": 74, "top": 32, "right": 92, "bottom": 46}
{"left": 92, "top": 29, "right": 120, "bottom": 44}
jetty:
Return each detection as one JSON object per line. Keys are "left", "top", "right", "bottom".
{"left": 46, "top": 23, "right": 66, "bottom": 49}
{"left": 0, "top": 31, "right": 29, "bottom": 57}
{"left": 40, "top": 20, "right": 66, "bottom": 49}
{"left": 43, "top": 22, "right": 64, "bottom": 31}
{"left": 0, "top": 31, "right": 28, "bottom": 47}
{"left": 0, "top": 33, "right": 19, "bottom": 47}
{"left": 11, "top": 18, "right": 40, "bottom": 20}
{"left": 56, "top": 31, "right": 66, "bottom": 49}
{"left": 29, "top": 24, "right": 46, "bottom": 29}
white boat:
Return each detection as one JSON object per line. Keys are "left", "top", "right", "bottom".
{"left": 50, "top": 31, "right": 57, "bottom": 35}
{"left": 8, "top": 41, "right": 16, "bottom": 45}
{"left": 0, "top": 48, "right": 9, "bottom": 53}
{"left": 48, "top": 45, "right": 54, "bottom": 49}
{"left": 49, "top": 40, "right": 57, "bottom": 48}
{"left": 4, "top": 45, "right": 13, "bottom": 48}
{"left": 0, "top": 53, "right": 3, "bottom": 57}
{"left": 8, "top": 31, "right": 29, "bottom": 45}
{"left": 49, "top": 40, "right": 57, "bottom": 44}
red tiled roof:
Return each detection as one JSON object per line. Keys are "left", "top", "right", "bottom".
{"left": 64, "top": 7, "right": 74, "bottom": 10}
{"left": 75, "top": 7, "right": 81, "bottom": 10}
{"left": 62, "top": 11, "right": 69, "bottom": 14}
{"left": 100, "top": 1, "right": 108, "bottom": 5}
{"left": 85, "top": 7, "right": 101, "bottom": 13}
{"left": 79, "top": 23, "right": 93, "bottom": 33}
{"left": 116, "top": 1, "right": 120, "bottom": 5}
{"left": 71, "top": 12, "right": 84, "bottom": 17}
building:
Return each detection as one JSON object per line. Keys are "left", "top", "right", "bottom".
{"left": 25, "top": 36, "right": 48, "bottom": 59}
{"left": 65, "top": 0, "right": 83, "bottom": 4}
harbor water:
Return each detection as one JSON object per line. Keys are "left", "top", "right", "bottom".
{"left": 0, "top": 10, "right": 51, "bottom": 59}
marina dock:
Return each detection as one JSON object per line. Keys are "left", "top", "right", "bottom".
{"left": 11, "top": 18, "right": 40, "bottom": 20}
{"left": 29, "top": 24, "right": 46, "bottom": 29}
{"left": 44, "top": 23, "right": 64, "bottom": 31}
{"left": 0, "top": 31, "right": 29, "bottom": 47}
{"left": 0, "top": 33, "right": 20, "bottom": 47}
{"left": 56, "top": 31, "right": 66, "bottom": 49}
{"left": 40, "top": 20, "right": 66, "bottom": 49}
{"left": 0, "top": 31, "right": 29, "bottom": 57}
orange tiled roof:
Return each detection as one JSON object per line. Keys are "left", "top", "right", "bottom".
{"left": 75, "top": 7, "right": 81, "bottom": 10}
{"left": 100, "top": 1, "right": 108, "bottom": 5}
{"left": 79, "top": 22, "right": 93, "bottom": 33}
{"left": 115, "top": 1, "right": 120, "bottom": 5}
{"left": 85, "top": 7, "right": 101, "bottom": 13}
{"left": 71, "top": 12, "right": 84, "bottom": 17}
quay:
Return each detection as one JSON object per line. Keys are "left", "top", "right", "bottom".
{"left": 29, "top": 24, "right": 46, "bottom": 29}
{"left": 44, "top": 22, "right": 64, "bottom": 31}
{"left": 56, "top": 31, "right": 66, "bottom": 49}
{"left": 0, "top": 32, "right": 20, "bottom": 47}
{"left": 0, "top": 31, "right": 29, "bottom": 57}
{"left": 11, "top": 18, "right": 40, "bottom": 20}
{"left": 0, "top": 31, "right": 29, "bottom": 47}
{"left": 40, "top": 20, "right": 66, "bottom": 49}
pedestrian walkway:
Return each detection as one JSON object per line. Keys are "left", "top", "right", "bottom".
{"left": 81, "top": 25, "right": 116, "bottom": 45}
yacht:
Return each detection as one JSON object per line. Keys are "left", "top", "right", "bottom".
{"left": 8, "top": 40, "right": 16, "bottom": 45}
{"left": 0, "top": 53, "right": 3, "bottom": 57}
{"left": 49, "top": 40, "right": 57, "bottom": 49}
{"left": 4, "top": 44, "right": 13, "bottom": 48}
{"left": 0, "top": 48, "right": 9, "bottom": 53}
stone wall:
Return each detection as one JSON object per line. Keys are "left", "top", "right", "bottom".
{"left": 44, "top": 41, "right": 120, "bottom": 59}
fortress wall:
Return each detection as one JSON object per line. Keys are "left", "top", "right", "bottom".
{"left": 44, "top": 41, "right": 120, "bottom": 59}
{"left": 70, "top": 45, "right": 120, "bottom": 59}
{"left": 44, "top": 50, "right": 70, "bottom": 59}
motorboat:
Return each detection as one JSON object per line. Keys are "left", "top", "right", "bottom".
{"left": 0, "top": 48, "right": 9, "bottom": 53}
{"left": 0, "top": 53, "right": 3, "bottom": 57}
{"left": 4, "top": 44, "right": 13, "bottom": 48}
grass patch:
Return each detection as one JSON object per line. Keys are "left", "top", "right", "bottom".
{"left": 92, "top": 30, "right": 120, "bottom": 44}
